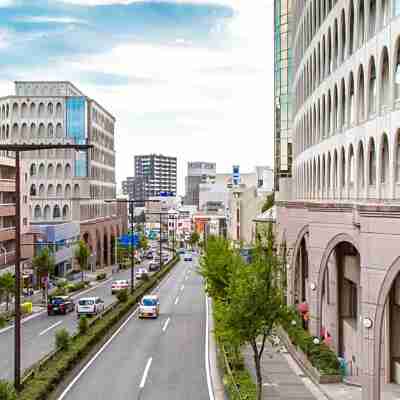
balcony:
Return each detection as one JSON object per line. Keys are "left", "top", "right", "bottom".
{"left": 0, "top": 227, "right": 15, "bottom": 242}
{"left": 0, "top": 179, "right": 15, "bottom": 192}
{"left": 0, "top": 204, "right": 15, "bottom": 217}
{"left": 0, "top": 251, "right": 16, "bottom": 269}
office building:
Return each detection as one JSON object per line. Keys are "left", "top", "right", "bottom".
{"left": 274, "top": 0, "right": 293, "bottom": 190}
{"left": 276, "top": 2, "right": 400, "bottom": 399}
{"left": 133, "top": 154, "right": 177, "bottom": 205}
{"left": 1, "top": 81, "right": 124, "bottom": 273}
{"left": 184, "top": 161, "right": 216, "bottom": 207}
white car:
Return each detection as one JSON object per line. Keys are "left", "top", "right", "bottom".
{"left": 77, "top": 297, "right": 105, "bottom": 317}
{"left": 135, "top": 268, "right": 148, "bottom": 280}
{"left": 111, "top": 280, "right": 129, "bottom": 294}
{"left": 139, "top": 295, "right": 160, "bottom": 318}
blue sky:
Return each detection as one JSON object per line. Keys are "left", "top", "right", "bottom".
{"left": 0, "top": 0, "right": 274, "bottom": 193}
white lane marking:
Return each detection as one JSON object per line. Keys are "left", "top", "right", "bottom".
{"left": 57, "top": 307, "right": 139, "bottom": 400}
{"left": 205, "top": 297, "right": 215, "bottom": 400}
{"left": 57, "top": 260, "right": 183, "bottom": 400}
{"left": 162, "top": 317, "right": 170, "bottom": 332}
{"left": 180, "top": 284, "right": 185, "bottom": 291}
{"left": 174, "top": 296, "right": 180, "bottom": 305}
{"left": 39, "top": 320, "right": 63, "bottom": 336}
{"left": 139, "top": 357, "right": 153, "bottom": 389}
{"left": 185, "top": 275, "right": 189, "bottom": 281}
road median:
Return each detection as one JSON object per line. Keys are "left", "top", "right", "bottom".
{"left": 18, "top": 256, "right": 180, "bottom": 400}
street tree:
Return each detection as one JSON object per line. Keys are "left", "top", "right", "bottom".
{"left": 199, "top": 236, "right": 242, "bottom": 302}
{"left": 0, "top": 273, "right": 15, "bottom": 312}
{"left": 74, "top": 240, "right": 91, "bottom": 282}
{"left": 189, "top": 231, "right": 200, "bottom": 248}
{"left": 139, "top": 234, "right": 149, "bottom": 250}
{"left": 32, "top": 248, "right": 55, "bottom": 303}
{"left": 221, "top": 230, "right": 285, "bottom": 400}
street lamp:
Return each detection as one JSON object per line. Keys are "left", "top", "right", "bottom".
{"left": 104, "top": 199, "right": 160, "bottom": 294}
{"left": 0, "top": 142, "right": 91, "bottom": 391}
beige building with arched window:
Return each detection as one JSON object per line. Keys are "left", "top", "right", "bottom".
{"left": 276, "top": 1, "right": 400, "bottom": 399}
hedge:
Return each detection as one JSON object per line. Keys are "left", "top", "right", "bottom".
{"left": 281, "top": 308, "right": 340, "bottom": 375}
{"left": 18, "top": 256, "right": 180, "bottom": 400}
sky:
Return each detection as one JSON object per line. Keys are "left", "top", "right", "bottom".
{"left": 0, "top": 0, "right": 274, "bottom": 194}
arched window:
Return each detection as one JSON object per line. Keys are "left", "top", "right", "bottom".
{"left": 30, "top": 123, "right": 36, "bottom": 138}
{"left": 56, "top": 103, "right": 62, "bottom": 117}
{"left": 12, "top": 103, "right": 18, "bottom": 117}
{"left": 358, "top": 1, "right": 365, "bottom": 47}
{"left": 62, "top": 205, "right": 70, "bottom": 220}
{"left": 327, "top": 91, "right": 332, "bottom": 135}
{"left": 382, "top": 0, "right": 389, "bottom": 27}
{"left": 39, "top": 184, "right": 45, "bottom": 197}
{"left": 21, "top": 123, "right": 27, "bottom": 139}
{"left": 333, "top": 85, "right": 338, "bottom": 132}
{"left": 333, "top": 150, "right": 338, "bottom": 193}
{"left": 327, "top": 29, "right": 332, "bottom": 75}
{"left": 44, "top": 205, "right": 51, "bottom": 220}
{"left": 327, "top": 153, "right": 332, "bottom": 192}
{"left": 65, "top": 163, "right": 71, "bottom": 178}
{"left": 12, "top": 123, "right": 18, "bottom": 137}
{"left": 340, "top": 79, "right": 346, "bottom": 128}
{"left": 348, "top": 145, "right": 355, "bottom": 186}
{"left": 74, "top": 184, "right": 80, "bottom": 198}
{"left": 381, "top": 134, "right": 389, "bottom": 183}
{"left": 340, "top": 10, "right": 346, "bottom": 62}
{"left": 348, "top": 72, "right": 355, "bottom": 125}
{"left": 65, "top": 184, "right": 71, "bottom": 198}
{"left": 38, "top": 103, "right": 45, "bottom": 118}
{"left": 369, "top": 0, "right": 376, "bottom": 38}
{"left": 38, "top": 123, "right": 45, "bottom": 138}
{"left": 21, "top": 102, "right": 28, "bottom": 118}
{"left": 48, "top": 184, "right": 54, "bottom": 197}
{"left": 380, "top": 47, "right": 389, "bottom": 109}
{"left": 30, "top": 184, "right": 36, "bottom": 196}
{"left": 358, "top": 65, "right": 365, "bottom": 121}
{"left": 38, "top": 163, "right": 45, "bottom": 178}
{"left": 47, "top": 164, "right": 54, "bottom": 178}
{"left": 369, "top": 58, "right": 377, "bottom": 115}
{"left": 30, "top": 102, "right": 36, "bottom": 117}
{"left": 56, "top": 123, "right": 63, "bottom": 138}
{"left": 30, "top": 164, "right": 36, "bottom": 177}
{"left": 47, "top": 123, "right": 54, "bottom": 138}
{"left": 349, "top": 1, "right": 354, "bottom": 55}
{"left": 56, "top": 163, "right": 63, "bottom": 178}
{"left": 341, "top": 147, "right": 346, "bottom": 189}
{"left": 369, "top": 138, "right": 376, "bottom": 185}
{"left": 358, "top": 142, "right": 365, "bottom": 191}
{"left": 53, "top": 205, "right": 61, "bottom": 219}
{"left": 56, "top": 184, "right": 62, "bottom": 197}
{"left": 47, "top": 103, "right": 53, "bottom": 116}
{"left": 34, "top": 205, "right": 41, "bottom": 220}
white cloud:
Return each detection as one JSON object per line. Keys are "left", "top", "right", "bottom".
{"left": 15, "top": 16, "right": 89, "bottom": 24}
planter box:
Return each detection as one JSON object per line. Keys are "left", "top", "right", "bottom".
{"left": 277, "top": 326, "right": 342, "bottom": 384}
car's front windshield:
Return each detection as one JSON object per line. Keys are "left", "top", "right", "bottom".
{"left": 142, "top": 299, "right": 156, "bottom": 306}
{"left": 79, "top": 300, "right": 94, "bottom": 306}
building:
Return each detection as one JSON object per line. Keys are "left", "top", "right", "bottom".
{"left": 133, "top": 154, "right": 177, "bottom": 205}
{"left": 184, "top": 161, "right": 216, "bottom": 207}
{"left": 121, "top": 176, "right": 134, "bottom": 198}
{"left": 274, "top": 0, "right": 293, "bottom": 190}
{"left": 1, "top": 81, "right": 124, "bottom": 273}
{"left": 276, "top": 2, "right": 400, "bottom": 399}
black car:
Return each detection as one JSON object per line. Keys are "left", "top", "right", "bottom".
{"left": 145, "top": 251, "right": 153, "bottom": 260}
{"left": 48, "top": 296, "right": 75, "bottom": 315}
{"left": 149, "top": 261, "right": 160, "bottom": 271}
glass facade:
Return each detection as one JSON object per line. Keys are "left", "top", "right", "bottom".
{"left": 274, "top": 0, "right": 293, "bottom": 191}
{"left": 66, "top": 97, "right": 88, "bottom": 177}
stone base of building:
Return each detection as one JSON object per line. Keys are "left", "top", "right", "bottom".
{"left": 276, "top": 200, "right": 400, "bottom": 400}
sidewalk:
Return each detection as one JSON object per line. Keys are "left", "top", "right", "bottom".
{"left": 243, "top": 340, "right": 327, "bottom": 400}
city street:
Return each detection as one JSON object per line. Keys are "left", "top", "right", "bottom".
{"left": 57, "top": 256, "right": 210, "bottom": 400}
{"left": 0, "top": 259, "right": 157, "bottom": 381}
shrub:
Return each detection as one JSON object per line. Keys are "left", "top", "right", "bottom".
{"left": 116, "top": 289, "right": 128, "bottom": 303}
{"left": 96, "top": 273, "right": 107, "bottom": 281}
{"left": 0, "top": 380, "right": 16, "bottom": 400}
{"left": 55, "top": 328, "right": 71, "bottom": 351}
{"left": 0, "top": 316, "right": 6, "bottom": 329}
{"left": 52, "top": 287, "right": 67, "bottom": 296}
{"left": 68, "top": 282, "right": 86, "bottom": 293}
{"left": 78, "top": 316, "right": 89, "bottom": 335}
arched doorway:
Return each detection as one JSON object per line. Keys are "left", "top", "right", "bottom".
{"left": 96, "top": 230, "right": 102, "bottom": 267}
{"left": 110, "top": 227, "right": 116, "bottom": 266}
{"left": 318, "top": 235, "right": 361, "bottom": 377}
{"left": 103, "top": 232, "right": 109, "bottom": 267}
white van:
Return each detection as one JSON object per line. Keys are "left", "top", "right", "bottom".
{"left": 138, "top": 295, "right": 160, "bottom": 319}
{"left": 77, "top": 297, "right": 105, "bottom": 317}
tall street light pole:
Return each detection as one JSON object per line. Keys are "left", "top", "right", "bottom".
{"left": 0, "top": 143, "right": 91, "bottom": 391}
{"left": 105, "top": 199, "right": 160, "bottom": 294}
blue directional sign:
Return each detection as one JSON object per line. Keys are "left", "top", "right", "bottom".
{"left": 118, "top": 233, "right": 139, "bottom": 247}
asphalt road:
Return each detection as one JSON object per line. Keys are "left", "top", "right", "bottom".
{"left": 57, "top": 256, "right": 210, "bottom": 400}
{"left": 0, "top": 257, "right": 168, "bottom": 381}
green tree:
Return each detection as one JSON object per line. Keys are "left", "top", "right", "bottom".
{"left": 0, "top": 273, "right": 15, "bottom": 312}
{"left": 261, "top": 193, "right": 275, "bottom": 213}
{"left": 139, "top": 234, "right": 148, "bottom": 251}
{"left": 75, "top": 240, "right": 91, "bottom": 282}
{"left": 221, "top": 231, "right": 285, "bottom": 400}
{"left": 0, "top": 380, "right": 17, "bottom": 400}
{"left": 199, "top": 236, "right": 242, "bottom": 302}
{"left": 32, "top": 248, "right": 55, "bottom": 303}
{"left": 189, "top": 231, "right": 200, "bottom": 248}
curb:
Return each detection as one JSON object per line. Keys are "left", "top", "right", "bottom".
{"left": 207, "top": 297, "right": 227, "bottom": 400}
